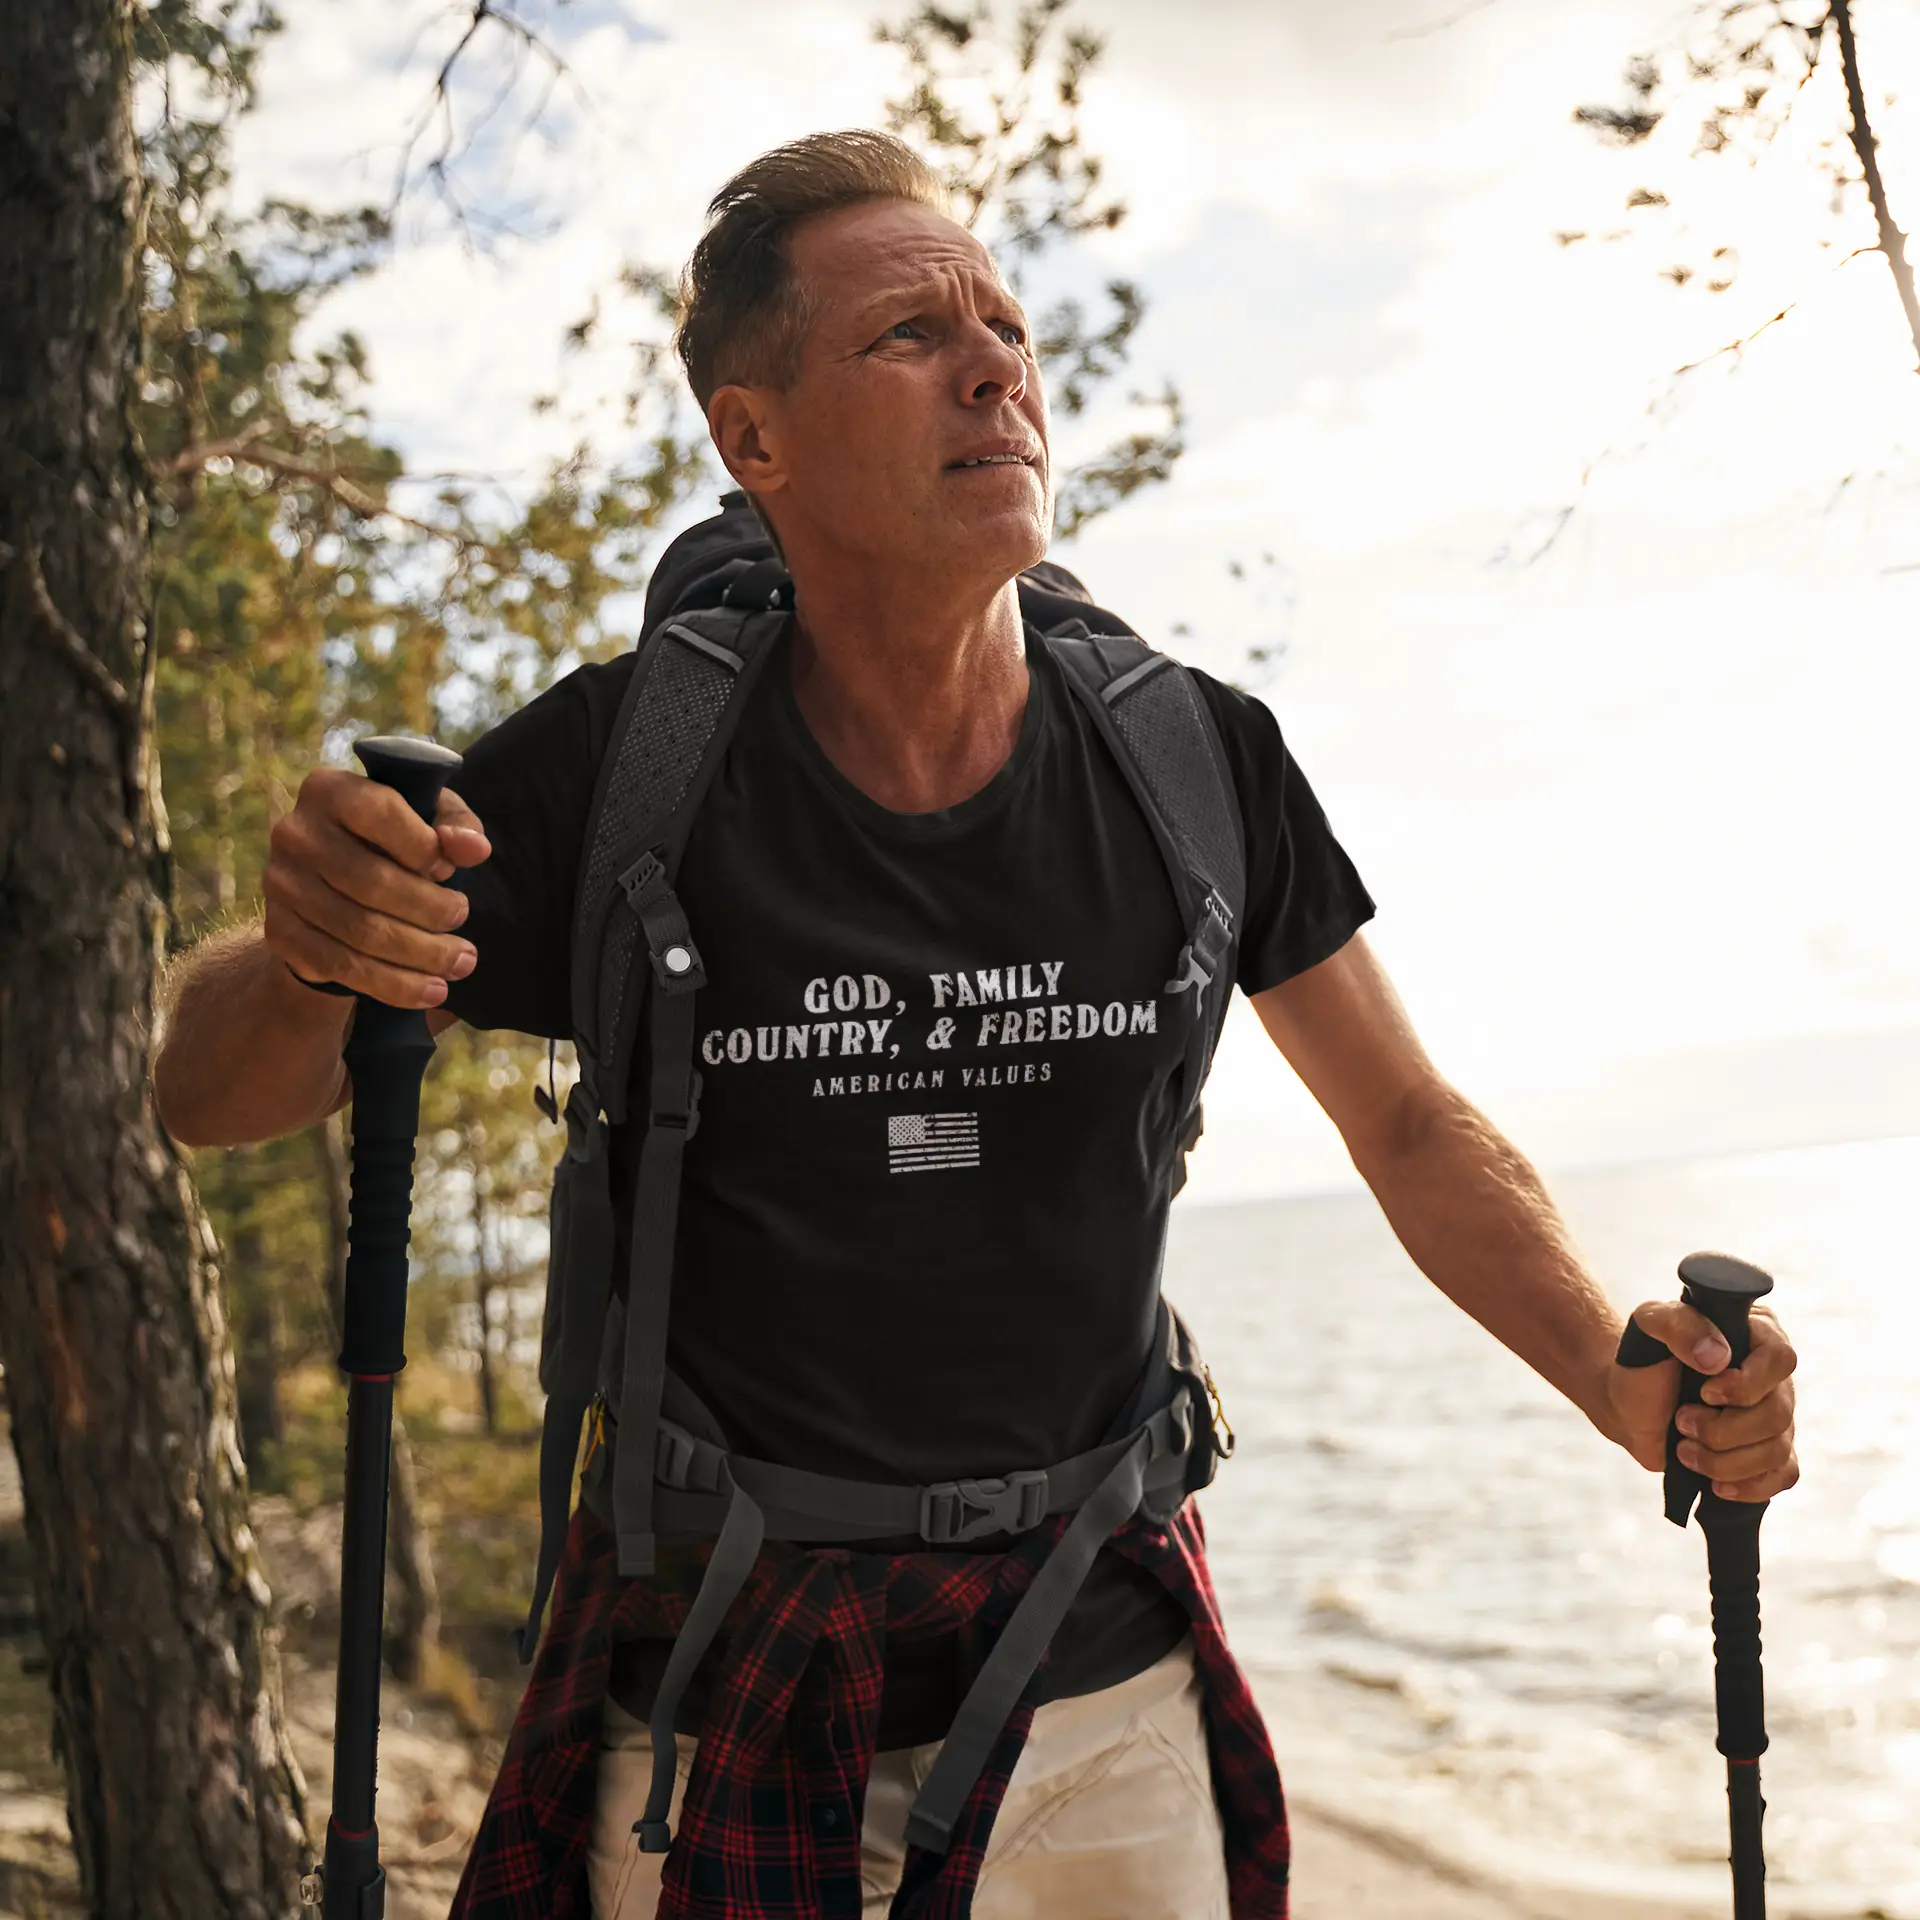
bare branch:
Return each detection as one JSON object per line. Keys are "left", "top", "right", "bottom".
{"left": 385, "top": 0, "right": 579, "bottom": 241}
{"left": 158, "top": 436, "right": 512, "bottom": 555}
{"left": 1831, "top": 0, "right": 1920, "bottom": 370}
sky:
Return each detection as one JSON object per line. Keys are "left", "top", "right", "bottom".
{"left": 226, "top": 0, "right": 1920, "bottom": 1200}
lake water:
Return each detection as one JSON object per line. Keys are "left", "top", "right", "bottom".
{"left": 1168, "top": 1135, "right": 1920, "bottom": 1914}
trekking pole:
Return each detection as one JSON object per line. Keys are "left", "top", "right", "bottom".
{"left": 298, "top": 735, "right": 463, "bottom": 1920}
{"left": 1617, "top": 1251, "right": 1775, "bottom": 1920}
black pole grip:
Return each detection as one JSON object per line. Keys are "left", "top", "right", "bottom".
{"left": 352, "top": 733, "right": 463, "bottom": 830}
{"left": 1615, "top": 1252, "right": 1774, "bottom": 1528}
{"left": 1677, "top": 1250, "right": 1773, "bottom": 1372}
{"left": 337, "top": 734, "right": 464, "bottom": 1376}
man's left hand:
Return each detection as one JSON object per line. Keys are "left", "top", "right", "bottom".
{"left": 1607, "top": 1301, "right": 1800, "bottom": 1502}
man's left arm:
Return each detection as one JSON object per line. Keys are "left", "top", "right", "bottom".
{"left": 1250, "top": 933, "right": 1799, "bottom": 1501}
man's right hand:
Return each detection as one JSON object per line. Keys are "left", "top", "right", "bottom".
{"left": 263, "top": 768, "right": 492, "bottom": 1009}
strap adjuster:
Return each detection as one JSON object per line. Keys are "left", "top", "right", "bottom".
{"left": 919, "top": 1470, "right": 1048, "bottom": 1545}
{"left": 650, "top": 1067, "right": 702, "bottom": 1141}
{"left": 1164, "top": 887, "right": 1234, "bottom": 999}
{"left": 655, "top": 1422, "right": 697, "bottom": 1490}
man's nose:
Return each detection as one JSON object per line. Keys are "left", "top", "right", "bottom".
{"left": 961, "top": 324, "right": 1028, "bottom": 404}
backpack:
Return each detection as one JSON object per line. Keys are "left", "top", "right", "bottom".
{"left": 516, "top": 491, "right": 1245, "bottom": 1857}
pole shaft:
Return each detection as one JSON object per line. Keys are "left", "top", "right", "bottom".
{"left": 1728, "top": 1761, "right": 1766, "bottom": 1919}
{"left": 331, "top": 1379, "right": 395, "bottom": 1829}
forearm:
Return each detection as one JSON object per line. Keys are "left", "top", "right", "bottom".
{"left": 1354, "top": 1087, "right": 1627, "bottom": 1447}
{"left": 154, "top": 922, "right": 353, "bottom": 1147}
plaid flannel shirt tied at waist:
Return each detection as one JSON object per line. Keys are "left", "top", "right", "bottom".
{"left": 447, "top": 1477, "right": 1291, "bottom": 1920}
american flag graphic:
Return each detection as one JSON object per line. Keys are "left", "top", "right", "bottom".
{"left": 886, "top": 1111, "right": 981, "bottom": 1174}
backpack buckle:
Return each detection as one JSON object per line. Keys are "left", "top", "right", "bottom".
{"left": 919, "top": 1470, "right": 1048, "bottom": 1545}
{"left": 1164, "top": 888, "right": 1234, "bottom": 999}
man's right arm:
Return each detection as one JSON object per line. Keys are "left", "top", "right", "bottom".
{"left": 153, "top": 767, "right": 490, "bottom": 1148}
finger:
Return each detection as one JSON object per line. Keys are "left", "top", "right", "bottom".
{"left": 1676, "top": 1387, "right": 1794, "bottom": 1451}
{"left": 1689, "top": 1446, "right": 1799, "bottom": 1503}
{"left": 435, "top": 787, "right": 492, "bottom": 873}
{"left": 323, "top": 772, "right": 449, "bottom": 875}
{"left": 266, "top": 857, "right": 476, "bottom": 984}
{"left": 307, "top": 815, "right": 472, "bottom": 934}
{"left": 1626, "top": 1299, "right": 1732, "bottom": 1375}
{"left": 269, "top": 909, "right": 452, "bottom": 1011}
{"left": 1677, "top": 1431, "right": 1794, "bottom": 1484}
{"left": 1700, "top": 1311, "right": 1797, "bottom": 1407}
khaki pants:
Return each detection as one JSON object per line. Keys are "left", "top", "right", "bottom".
{"left": 589, "top": 1635, "right": 1230, "bottom": 1918}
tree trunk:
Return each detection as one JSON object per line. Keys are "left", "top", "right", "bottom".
{"left": 313, "top": 1114, "right": 440, "bottom": 1683}
{"left": 0, "top": 4, "right": 310, "bottom": 1913}
{"left": 381, "top": 1413, "right": 441, "bottom": 1685}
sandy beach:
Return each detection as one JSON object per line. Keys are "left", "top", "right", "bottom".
{"left": 1288, "top": 1801, "right": 1725, "bottom": 1920}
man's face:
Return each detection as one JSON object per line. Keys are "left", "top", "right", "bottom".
{"left": 716, "top": 197, "right": 1052, "bottom": 590}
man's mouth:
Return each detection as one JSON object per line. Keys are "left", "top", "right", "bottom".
{"left": 947, "top": 451, "right": 1038, "bottom": 471}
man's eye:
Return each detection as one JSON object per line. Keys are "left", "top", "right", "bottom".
{"left": 882, "top": 321, "right": 919, "bottom": 341}
{"left": 995, "top": 322, "right": 1026, "bottom": 347}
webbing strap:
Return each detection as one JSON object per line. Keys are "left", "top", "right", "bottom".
{"left": 514, "top": 1084, "right": 616, "bottom": 1663}
{"left": 645, "top": 1397, "right": 1194, "bottom": 1544}
{"left": 903, "top": 1422, "right": 1160, "bottom": 1855}
{"left": 611, "top": 866, "right": 705, "bottom": 1577}
{"left": 635, "top": 1473, "right": 766, "bottom": 1853}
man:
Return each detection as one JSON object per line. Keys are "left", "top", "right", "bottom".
{"left": 154, "top": 130, "right": 1798, "bottom": 1919}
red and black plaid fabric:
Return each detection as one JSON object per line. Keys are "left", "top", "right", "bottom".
{"left": 449, "top": 1494, "right": 1288, "bottom": 1919}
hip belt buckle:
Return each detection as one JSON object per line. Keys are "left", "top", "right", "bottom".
{"left": 919, "top": 1470, "right": 1049, "bottom": 1546}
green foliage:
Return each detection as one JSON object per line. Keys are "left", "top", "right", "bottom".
{"left": 134, "top": 3, "right": 703, "bottom": 1467}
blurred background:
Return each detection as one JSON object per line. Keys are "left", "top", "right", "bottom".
{"left": 2, "top": 1, "right": 1916, "bottom": 1913}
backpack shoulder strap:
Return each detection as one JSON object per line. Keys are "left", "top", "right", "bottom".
{"left": 516, "top": 588, "right": 788, "bottom": 1659}
{"left": 570, "top": 597, "right": 787, "bottom": 1123}
{"left": 1044, "top": 629, "right": 1245, "bottom": 1192}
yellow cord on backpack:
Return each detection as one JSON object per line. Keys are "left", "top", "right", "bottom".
{"left": 1202, "top": 1363, "right": 1236, "bottom": 1460}
{"left": 583, "top": 1397, "right": 607, "bottom": 1471}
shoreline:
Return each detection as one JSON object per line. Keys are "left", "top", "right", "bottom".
{"left": 1287, "top": 1798, "right": 1725, "bottom": 1920}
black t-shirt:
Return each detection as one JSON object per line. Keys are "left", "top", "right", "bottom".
{"left": 444, "top": 621, "right": 1374, "bottom": 1742}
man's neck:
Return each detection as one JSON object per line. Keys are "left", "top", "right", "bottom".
{"left": 786, "top": 569, "right": 1030, "bottom": 816}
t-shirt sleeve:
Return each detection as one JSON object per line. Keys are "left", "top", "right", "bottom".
{"left": 439, "top": 656, "right": 637, "bottom": 1038}
{"left": 1190, "top": 670, "right": 1377, "bottom": 996}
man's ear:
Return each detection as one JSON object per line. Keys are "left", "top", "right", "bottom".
{"left": 707, "top": 385, "right": 787, "bottom": 510}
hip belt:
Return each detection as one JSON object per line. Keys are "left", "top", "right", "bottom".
{"left": 578, "top": 1374, "right": 1205, "bottom": 1858}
